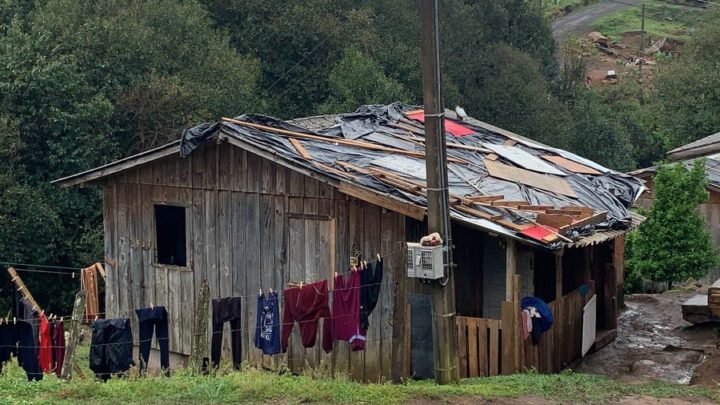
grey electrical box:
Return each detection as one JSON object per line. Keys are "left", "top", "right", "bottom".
{"left": 406, "top": 242, "right": 445, "bottom": 280}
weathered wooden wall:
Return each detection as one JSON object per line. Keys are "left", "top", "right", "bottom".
{"left": 102, "top": 140, "right": 406, "bottom": 381}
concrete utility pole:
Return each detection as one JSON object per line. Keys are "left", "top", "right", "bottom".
{"left": 418, "top": 0, "right": 459, "bottom": 385}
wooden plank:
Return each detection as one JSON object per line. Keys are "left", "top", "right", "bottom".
{"left": 204, "top": 190, "right": 220, "bottom": 356}
{"left": 54, "top": 142, "right": 181, "bottom": 187}
{"left": 378, "top": 208, "right": 398, "bottom": 382}
{"left": 490, "top": 200, "right": 529, "bottom": 208}
{"left": 484, "top": 159, "right": 577, "bottom": 198}
{"left": 245, "top": 193, "right": 261, "bottom": 366}
{"left": 560, "top": 212, "right": 609, "bottom": 231}
{"left": 289, "top": 138, "right": 313, "bottom": 160}
{"left": 115, "top": 183, "right": 130, "bottom": 333}
{"left": 286, "top": 215, "right": 305, "bottom": 373}
{"left": 457, "top": 317, "right": 468, "bottom": 378}
{"left": 261, "top": 157, "right": 275, "bottom": 194}
{"left": 128, "top": 183, "right": 143, "bottom": 341}
{"left": 477, "top": 318, "right": 488, "bottom": 377}
{"left": 333, "top": 199, "right": 351, "bottom": 377}
{"left": 142, "top": 185, "right": 156, "bottom": 311}
{"left": 192, "top": 188, "right": 208, "bottom": 343}
{"left": 348, "top": 199, "right": 365, "bottom": 381}
{"left": 219, "top": 145, "right": 233, "bottom": 190}
{"left": 338, "top": 182, "right": 425, "bottom": 221}
{"left": 488, "top": 320, "right": 500, "bottom": 376}
{"left": 536, "top": 213, "right": 573, "bottom": 229}
{"left": 501, "top": 301, "right": 515, "bottom": 375}
{"left": 541, "top": 155, "right": 601, "bottom": 175}
{"left": 466, "top": 195, "right": 503, "bottom": 203}
{"left": 259, "top": 196, "right": 276, "bottom": 298}
{"left": 217, "top": 190, "right": 233, "bottom": 359}
{"left": 363, "top": 204, "right": 382, "bottom": 382}
{"left": 103, "top": 184, "right": 118, "bottom": 318}
{"left": 168, "top": 267, "right": 182, "bottom": 353}
{"left": 467, "top": 318, "right": 479, "bottom": 377}
{"left": 179, "top": 188, "right": 194, "bottom": 353}
{"left": 222, "top": 117, "right": 467, "bottom": 163}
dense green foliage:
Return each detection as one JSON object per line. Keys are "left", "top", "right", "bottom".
{"left": 628, "top": 161, "right": 720, "bottom": 289}
{"left": 0, "top": 0, "right": 718, "bottom": 310}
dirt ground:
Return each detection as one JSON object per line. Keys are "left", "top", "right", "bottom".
{"left": 576, "top": 288, "right": 720, "bottom": 388}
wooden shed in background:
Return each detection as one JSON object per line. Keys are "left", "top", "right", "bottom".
{"left": 55, "top": 104, "right": 644, "bottom": 381}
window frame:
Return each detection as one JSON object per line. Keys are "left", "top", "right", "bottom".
{"left": 152, "top": 201, "right": 192, "bottom": 271}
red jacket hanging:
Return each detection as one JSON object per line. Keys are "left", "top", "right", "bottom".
{"left": 281, "top": 280, "right": 333, "bottom": 353}
{"left": 331, "top": 270, "right": 360, "bottom": 342}
{"left": 38, "top": 313, "right": 53, "bottom": 373}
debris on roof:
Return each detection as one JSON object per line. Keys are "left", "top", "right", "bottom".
{"left": 182, "top": 103, "right": 644, "bottom": 248}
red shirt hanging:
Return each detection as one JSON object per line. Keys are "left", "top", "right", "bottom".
{"left": 38, "top": 313, "right": 53, "bottom": 374}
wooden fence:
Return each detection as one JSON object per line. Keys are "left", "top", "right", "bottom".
{"left": 457, "top": 285, "right": 595, "bottom": 378}
{"left": 456, "top": 316, "right": 503, "bottom": 377}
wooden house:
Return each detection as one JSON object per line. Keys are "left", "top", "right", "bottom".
{"left": 632, "top": 132, "right": 720, "bottom": 251}
{"left": 55, "top": 103, "right": 644, "bottom": 381}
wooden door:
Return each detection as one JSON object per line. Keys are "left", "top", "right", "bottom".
{"left": 286, "top": 215, "right": 336, "bottom": 372}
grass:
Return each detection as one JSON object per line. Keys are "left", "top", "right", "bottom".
{"left": 546, "top": 0, "right": 601, "bottom": 19}
{"left": 592, "top": 0, "right": 713, "bottom": 42}
{"left": 0, "top": 361, "right": 716, "bottom": 404}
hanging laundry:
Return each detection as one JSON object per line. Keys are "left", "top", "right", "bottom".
{"left": 52, "top": 320, "right": 65, "bottom": 378}
{"left": 254, "top": 292, "right": 281, "bottom": 355}
{"left": 332, "top": 270, "right": 360, "bottom": 343}
{"left": 281, "top": 280, "right": 332, "bottom": 353}
{"left": 38, "top": 313, "right": 53, "bottom": 373}
{"left": 89, "top": 318, "right": 133, "bottom": 381}
{"left": 0, "top": 322, "right": 16, "bottom": 374}
{"left": 211, "top": 297, "right": 242, "bottom": 369}
{"left": 135, "top": 306, "right": 170, "bottom": 375}
{"left": 521, "top": 309, "right": 532, "bottom": 341}
{"left": 360, "top": 258, "right": 383, "bottom": 331}
{"left": 16, "top": 298, "right": 42, "bottom": 381}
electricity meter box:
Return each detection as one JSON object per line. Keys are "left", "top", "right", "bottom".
{"left": 406, "top": 242, "right": 445, "bottom": 280}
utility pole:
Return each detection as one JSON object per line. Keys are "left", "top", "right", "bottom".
{"left": 419, "top": 0, "right": 459, "bottom": 385}
{"left": 639, "top": 3, "right": 645, "bottom": 74}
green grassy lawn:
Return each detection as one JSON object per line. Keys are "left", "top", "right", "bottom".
{"left": 0, "top": 361, "right": 716, "bottom": 404}
{"left": 592, "top": 0, "right": 713, "bottom": 42}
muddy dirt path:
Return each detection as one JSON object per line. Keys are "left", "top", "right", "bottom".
{"left": 552, "top": 0, "right": 642, "bottom": 42}
{"left": 577, "top": 291, "right": 718, "bottom": 385}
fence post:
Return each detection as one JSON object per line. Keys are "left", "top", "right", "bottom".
{"left": 61, "top": 290, "right": 87, "bottom": 380}
{"left": 191, "top": 279, "right": 210, "bottom": 374}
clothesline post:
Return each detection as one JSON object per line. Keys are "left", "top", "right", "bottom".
{"left": 61, "top": 290, "right": 87, "bottom": 380}
{"left": 6, "top": 267, "right": 42, "bottom": 313}
{"left": 191, "top": 279, "right": 210, "bottom": 374}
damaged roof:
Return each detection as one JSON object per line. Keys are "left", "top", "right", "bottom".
{"left": 54, "top": 103, "right": 645, "bottom": 249}
{"left": 631, "top": 153, "right": 720, "bottom": 192}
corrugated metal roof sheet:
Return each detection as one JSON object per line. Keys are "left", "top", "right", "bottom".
{"left": 567, "top": 212, "right": 645, "bottom": 248}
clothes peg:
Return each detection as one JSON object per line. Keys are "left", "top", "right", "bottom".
{"left": 13, "top": 317, "right": 16, "bottom": 325}
{"left": 259, "top": 288, "right": 263, "bottom": 296}
{"left": 334, "top": 271, "right": 338, "bottom": 278}
{"left": 94, "top": 316, "right": 98, "bottom": 322}
{"left": 377, "top": 253, "right": 381, "bottom": 261}
{"left": 269, "top": 288, "right": 273, "bottom": 294}
{"left": 299, "top": 282, "right": 303, "bottom": 289}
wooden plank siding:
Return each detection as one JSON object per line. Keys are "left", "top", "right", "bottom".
{"left": 101, "top": 141, "right": 407, "bottom": 381}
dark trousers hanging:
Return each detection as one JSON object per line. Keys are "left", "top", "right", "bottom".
{"left": 0, "top": 324, "right": 16, "bottom": 374}
{"left": 17, "top": 321, "right": 42, "bottom": 381}
{"left": 135, "top": 306, "right": 170, "bottom": 375}
{"left": 211, "top": 297, "right": 242, "bottom": 369}
{"left": 53, "top": 321, "right": 66, "bottom": 378}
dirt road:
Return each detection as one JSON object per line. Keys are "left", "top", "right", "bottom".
{"left": 552, "top": 0, "right": 643, "bottom": 42}
{"left": 576, "top": 290, "right": 719, "bottom": 386}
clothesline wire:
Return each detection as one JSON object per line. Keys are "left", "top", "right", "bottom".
{"left": 10, "top": 267, "right": 80, "bottom": 276}
{"left": 0, "top": 261, "right": 82, "bottom": 272}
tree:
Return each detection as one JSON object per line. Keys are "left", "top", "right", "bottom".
{"left": 0, "top": 0, "right": 261, "bottom": 312}
{"left": 654, "top": 9, "right": 720, "bottom": 150}
{"left": 318, "top": 46, "right": 409, "bottom": 114}
{"left": 628, "top": 160, "right": 719, "bottom": 289}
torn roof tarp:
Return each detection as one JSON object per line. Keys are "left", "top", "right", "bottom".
{"left": 178, "top": 102, "right": 644, "bottom": 249}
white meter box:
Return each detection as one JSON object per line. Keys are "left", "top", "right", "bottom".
{"left": 406, "top": 242, "right": 445, "bottom": 280}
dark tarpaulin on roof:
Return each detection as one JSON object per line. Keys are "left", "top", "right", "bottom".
{"left": 177, "top": 103, "right": 644, "bottom": 246}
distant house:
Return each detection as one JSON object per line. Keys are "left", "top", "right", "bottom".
{"left": 631, "top": 132, "right": 720, "bottom": 248}
{"left": 54, "top": 103, "right": 643, "bottom": 381}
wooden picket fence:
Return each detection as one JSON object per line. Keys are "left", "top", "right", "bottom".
{"left": 456, "top": 316, "right": 503, "bottom": 377}
{"left": 456, "top": 285, "right": 595, "bottom": 378}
